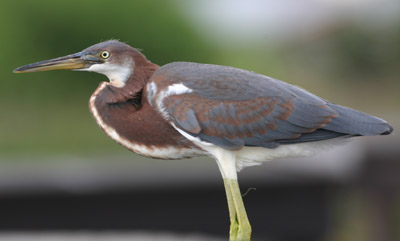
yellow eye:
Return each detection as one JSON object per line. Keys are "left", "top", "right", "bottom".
{"left": 101, "top": 51, "right": 110, "bottom": 59}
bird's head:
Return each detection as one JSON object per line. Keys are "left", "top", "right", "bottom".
{"left": 14, "top": 40, "right": 150, "bottom": 88}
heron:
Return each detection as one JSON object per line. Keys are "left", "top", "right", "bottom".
{"left": 14, "top": 40, "right": 393, "bottom": 241}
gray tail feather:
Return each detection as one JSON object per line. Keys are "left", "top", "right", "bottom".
{"left": 323, "top": 103, "right": 393, "bottom": 136}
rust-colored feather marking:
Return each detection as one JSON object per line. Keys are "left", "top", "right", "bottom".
{"left": 162, "top": 92, "right": 298, "bottom": 141}
{"left": 277, "top": 100, "right": 294, "bottom": 121}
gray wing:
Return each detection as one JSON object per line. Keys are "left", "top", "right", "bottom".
{"left": 147, "top": 62, "right": 392, "bottom": 150}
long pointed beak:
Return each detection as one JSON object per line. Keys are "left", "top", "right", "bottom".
{"left": 13, "top": 52, "right": 96, "bottom": 73}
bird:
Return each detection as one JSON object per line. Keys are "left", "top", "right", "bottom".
{"left": 14, "top": 40, "right": 393, "bottom": 241}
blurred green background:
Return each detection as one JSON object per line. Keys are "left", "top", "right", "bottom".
{"left": 1, "top": 0, "right": 219, "bottom": 156}
{"left": 1, "top": 0, "right": 399, "bottom": 156}
{"left": 1, "top": 0, "right": 399, "bottom": 240}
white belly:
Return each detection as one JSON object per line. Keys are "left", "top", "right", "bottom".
{"left": 234, "top": 137, "right": 348, "bottom": 170}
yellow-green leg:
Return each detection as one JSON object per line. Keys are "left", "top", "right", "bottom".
{"left": 224, "top": 179, "right": 238, "bottom": 240}
{"left": 223, "top": 178, "right": 252, "bottom": 241}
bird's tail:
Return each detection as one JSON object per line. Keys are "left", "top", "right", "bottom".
{"left": 323, "top": 103, "right": 393, "bottom": 136}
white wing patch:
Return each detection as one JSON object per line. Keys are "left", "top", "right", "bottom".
{"left": 155, "top": 83, "right": 193, "bottom": 120}
{"left": 165, "top": 83, "right": 193, "bottom": 95}
{"left": 146, "top": 82, "right": 157, "bottom": 103}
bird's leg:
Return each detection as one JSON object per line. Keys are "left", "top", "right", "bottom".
{"left": 224, "top": 179, "right": 239, "bottom": 240}
{"left": 225, "top": 178, "right": 252, "bottom": 241}
{"left": 215, "top": 150, "right": 252, "bottom": 241}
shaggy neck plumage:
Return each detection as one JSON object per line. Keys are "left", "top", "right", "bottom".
{"left": 104, "top": 56, "right": 159, "bottom": 104}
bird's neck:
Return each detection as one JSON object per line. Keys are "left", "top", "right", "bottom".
{"left": 128, "top": 60, "right": 159, "bottom": 97}
{"left": 103, "top": 61, "right": 159, "bottom": 104}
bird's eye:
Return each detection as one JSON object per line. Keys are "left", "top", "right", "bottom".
{"left": 101, "top": 51, "right": 110, "bottom": 59}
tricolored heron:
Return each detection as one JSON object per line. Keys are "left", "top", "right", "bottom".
{"left": 14, "top": 40, "right": 393, "bottom": 241}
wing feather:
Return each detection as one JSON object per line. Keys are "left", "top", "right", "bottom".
{"left": 147, "top": 62, "right": 389, "bottom": 150}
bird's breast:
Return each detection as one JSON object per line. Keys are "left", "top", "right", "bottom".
{"left": 89, "top": 82, "right": 205, "bottom": 159}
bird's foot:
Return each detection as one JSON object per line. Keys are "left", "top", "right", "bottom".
{"left": 229, "top": 214, "right": 251, "bottom": 241}
{"left": 237, "top": 219, "right": 251, "bottom": 241}
{"left": 229, "top": 218, "right": 239, "bottom": 241}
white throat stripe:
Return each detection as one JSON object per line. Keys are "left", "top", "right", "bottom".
{"left": 84, "top": 63, "right": 132, "bottom": 88}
